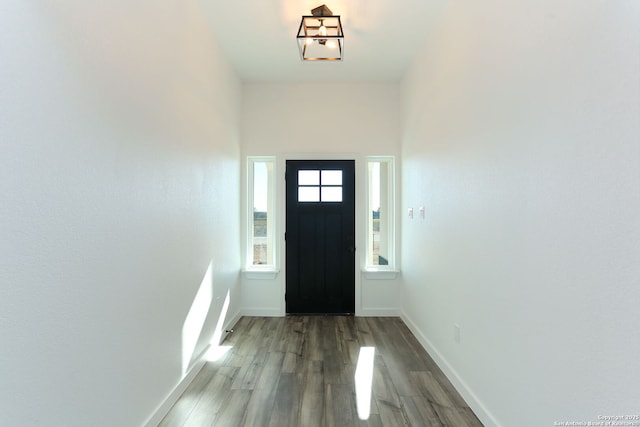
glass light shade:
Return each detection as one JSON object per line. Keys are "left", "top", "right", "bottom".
{"left": 297, "top": 15, "right": 344, "bottom": 61}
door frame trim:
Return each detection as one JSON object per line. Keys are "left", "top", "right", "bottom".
{"left": 278, "top": 152, "right": 365, "bottom": 315}
{"left": 285, "top": 159, "right": 356, "bottom": 314}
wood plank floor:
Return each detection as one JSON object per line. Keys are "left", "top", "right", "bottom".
{"left": 159, "top": 316, "right": 483, "bottom": 427}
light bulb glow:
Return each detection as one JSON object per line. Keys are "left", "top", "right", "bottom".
{"left": 305, "top": 38, "right": 314, "bottom": 45}
{"left": 326, "top": 40, "right": 337, "bottom": 49}
{"left": 319, "top": 25, "right": 328, "bottom": 37}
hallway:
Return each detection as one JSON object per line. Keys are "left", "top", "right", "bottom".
{"left": 160, "top": 317, "right": 482, "bottom": 427}
{"left": 3, "top": 2, "right": 638, "bottom": 426}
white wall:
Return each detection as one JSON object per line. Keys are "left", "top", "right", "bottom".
{"left": 0, "top": 2, "right": 241, "bottom": 426}
{"left": 400, "top": 1, "right": 640, "bottom": 426}
{"left": 241, "top": 83, "right": 401, "bottom": 316}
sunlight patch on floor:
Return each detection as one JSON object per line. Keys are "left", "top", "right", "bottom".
{"left": 206, "top": 345, "right": 232, "bottom": 362}
{"left": 355, "top": 346, "right": 376, "bottom": 420}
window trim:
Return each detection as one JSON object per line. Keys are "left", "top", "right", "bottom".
{"left": 364, "top": 156, "right": 398, "bottom": 275}
{"left": 244, "top": 156, "right": 278, "bottom": 274}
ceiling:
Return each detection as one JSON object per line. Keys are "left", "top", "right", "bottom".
{"left": 199, "top": 0, "right": 445, "bottom": 82}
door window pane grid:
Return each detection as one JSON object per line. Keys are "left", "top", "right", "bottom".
{"left": 321, "top": 186, "right": 342, "bottom": 202}
{"left": 298, "top": 186, "right": 320, "bottom": 202}
{"left": 298, "top": 170, "right": 319, "bottom": 185}
{"left": 321, "top": 170, "right": 342, "bottom": 185}
{"left": 298, "top": 169, "right": 343, "bottom": 203}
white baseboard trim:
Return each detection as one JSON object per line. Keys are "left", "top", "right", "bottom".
{"left": 142, "top": 349, "right": 207, "bottom": 427}
{"left": 220, "top": 310, "right": 242, "bottom": 342}
{"left": 240, "top": 308, "right": 283, "bottom": 317}
{"left": 400, "top": 311, "right": 501, "bottom": 427}
{"left": 238, "top": 309, "right": 400, "bottom": 317}
{"left": 357, "top": 308, "right": 400, "bottom": 317}
{"left": 143, "top": 311, "right": 243, "bottom": 427}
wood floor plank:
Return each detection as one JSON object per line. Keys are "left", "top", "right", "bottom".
{"left": 280, "top": 317, "right": 305, "bottom": 354}
{"left": 376, "top": 399, "right": 409, "bottom": 427}
{"left": 321, "top": 316, "right": 339, "bottom": 352}
{"left": 372, "top": 355, "right": 402, "bottom": 410}
{"left": 461, "top": 407, "right": 486, "bottom": 427}
{"left": 182, "top": 366, "right": 238, "bottom": 427}
{"left": 298, "top": 360, "right": 325, "bottom": 427}
{"left": 400, "top": 396, "right": 443, "bottom": 427}
{"left": 392, "top": 320, "right": 470, "bottom": 409}
{"left": 366, "top": 318, "right": 421, "bottom": 398}
{"left": 231, "top": 345, "right": 268, "bottom": 390}
{"left": 242, "top": 352, "right": 285, "bottom": 427}
{"left": 410, "top": 371, "right": 456, "bottom": 408}
{"left": 254, "top": 351, "right": 285, "bottom": 390}
{"left": 242, "top": 387, "right": 276, "bottom": 427}
{"left": 304, "top": 316, "right": 324, "bottom": 362}
{"left": 324, "top": 348, "right": 348, "bottom": 385}
{"left": 267, "top": 373, "right": 300, "bottom": 427}
{"left": 355, "top": 414, "right": 383, "bottom": 427}
{"left": 159, "top": 316, "right": 483, "bottom": 427}
{"left": 211, "top": 390, "right": 251, "bottom": 427}
{"left": 343, "top": 338, "right": 361, "bottom": 368}
{"left": 325, "top": 383, "right": 355, "bottom": 427}
{"left": 157, "top": 364, "right": 218, "bottom": 427}
{"left": 338, "top": 315, "right": 358, "bottom": 341}
{"left": 281, "top": 351, "right": 299, "bottom": 373}
{"left": 355, "top": 317, "right": 376, "bottom": 347}
{"left": 432, "top": 405, "right": 477, "bottom": 427}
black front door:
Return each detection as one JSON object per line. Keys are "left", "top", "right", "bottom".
{"left": 285, "top": 160, "right": 355, "bottom": 314}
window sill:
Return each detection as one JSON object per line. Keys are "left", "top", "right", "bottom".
{"left": 243, "top": 269, "right": 279, "bottom": 280}
{"left": 361, "top": 269, "right": 400, "bottom": 280}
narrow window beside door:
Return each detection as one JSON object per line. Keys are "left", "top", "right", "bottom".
{"left": 247, "top": 157, "right": 276, "bottom": 269}
{"left": 366, "top": 157, "right": 395, "bottom": 270}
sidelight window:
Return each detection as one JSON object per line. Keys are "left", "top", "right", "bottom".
{"left": 366, "top": 157, "right": 395, "bottom": 269}
{"left": 247, "top": 157, "right": 276, "bottom": 268}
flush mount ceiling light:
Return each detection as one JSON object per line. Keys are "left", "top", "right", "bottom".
{"left": 297, "top": 4, "right": 344, "bottom": 61}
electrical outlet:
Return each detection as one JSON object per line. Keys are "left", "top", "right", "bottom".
{"left": 419, "top": 206, "right": 425, "bottom": 220}
{"left": 454, "top": 324, "right": 461, "bottom": 344}
{"left": 408, "top": 207, "right": 414, "bottom": 219}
